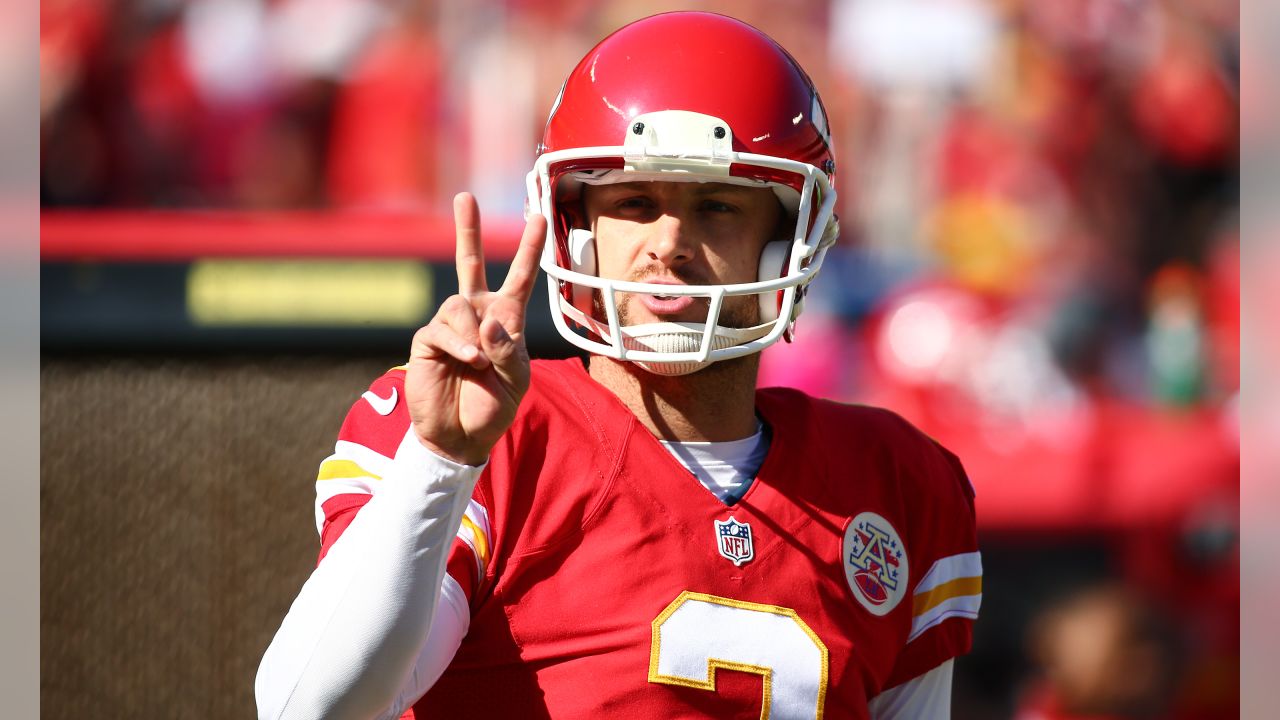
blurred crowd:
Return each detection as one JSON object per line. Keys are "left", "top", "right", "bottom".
{"left": 40, "top": 1, "right": 1239, "bottom": 717}
{"left": 40, "top": 0, "right": 1239, "bottom": 408}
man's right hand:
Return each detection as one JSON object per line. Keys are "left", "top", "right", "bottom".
{"left": 405, "top": 192, "right": 548, "bottom": 466}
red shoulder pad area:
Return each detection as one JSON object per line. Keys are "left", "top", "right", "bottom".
{"left": 336, "top": 366, "right": 411, "bottom": 457}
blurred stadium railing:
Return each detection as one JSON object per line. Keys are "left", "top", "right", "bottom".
{"left": 42, "top": 211, "right": 572, "bottom": 356}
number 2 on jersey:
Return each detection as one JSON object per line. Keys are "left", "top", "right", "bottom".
{"left": 648, "top": 591, "right": 829, "bottom": 719}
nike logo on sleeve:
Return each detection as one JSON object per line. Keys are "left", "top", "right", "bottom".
{"left": 362, "top": 387, "right": 399, "bottom": 416}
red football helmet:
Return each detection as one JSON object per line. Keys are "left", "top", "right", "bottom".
{"left": 528, "top": 12, "right": 839, "bottom": 374}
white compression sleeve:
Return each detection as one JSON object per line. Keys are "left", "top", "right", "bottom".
{"left": 255, "top": 430, "right": 483, "bottom": 720}
{"left": 867, "top": 659, "right": 954, "bottom": 720}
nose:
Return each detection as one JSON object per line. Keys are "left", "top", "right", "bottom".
{"left": 645, "top": 211, "right": 695, "bottom": 267}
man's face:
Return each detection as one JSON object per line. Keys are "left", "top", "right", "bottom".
{"left": 582, "top": 180, "right": 784, "bottom": 329}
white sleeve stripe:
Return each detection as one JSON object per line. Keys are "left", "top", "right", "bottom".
{"left": 454, "top": 525, "right": 485, "bottom": 579}
{"left": 915, "top": 552, "right": 982, "bottom": 594}
{"left": 332, "top": 440, "right": 394, "bottom": 476}
{"left": 461, "top": 502, "right": 491, "bottom": 579}
{"left": 316, "top": 480, "right": 375, "bottom": 501}
{"left": 311, "top": 440, "right": 395, "bottom": 536}
{"left": 313, "top": 479, "right": 376, "bottom": 530}
{"left": 908, "top": 596, "right": 981, "bottom": 643}
{"left": 867, "top": 659, "right": 953, "bottom": 719}
{"left": 314, "top": 481, "right": 375, "bottom": 536}
{"left": 464, "top": 500, "right": 491, "bottom": 536}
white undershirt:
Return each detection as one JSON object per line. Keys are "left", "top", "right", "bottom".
{"left": 658, "top": 420, "right": 768, "bottom": 504}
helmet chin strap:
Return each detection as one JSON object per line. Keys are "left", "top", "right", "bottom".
{"left": 613, "top": 321, "right": 772, "bottom": 376}
{"left": 557, "top": 295, "right": 775, "bottom": 375}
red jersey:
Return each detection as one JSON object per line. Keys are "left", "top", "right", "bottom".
{"left": 317, "top": 358, "right": 982, "bottom": 719}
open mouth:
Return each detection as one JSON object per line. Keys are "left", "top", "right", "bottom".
{"left": 637, "top": 292, "right": 698, "bottom": 315}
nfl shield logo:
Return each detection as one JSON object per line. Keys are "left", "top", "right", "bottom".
{"left": 714, "top": 517, "right": 755, "bottom": 566}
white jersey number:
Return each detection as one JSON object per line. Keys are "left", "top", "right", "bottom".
{"left": 648, "top": 591, "right": 829, "bottom": 719}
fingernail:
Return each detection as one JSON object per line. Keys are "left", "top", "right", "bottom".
{"left": 462, "top": 344, "right": 479, "bottom": 359}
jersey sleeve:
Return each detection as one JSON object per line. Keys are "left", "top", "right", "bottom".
{"left": 885, "top": 439, "right": 983, "bottom": 688}
{"left": 869, "top": 659, "right": 953, "bottom": 718}
{"left": 314, "top": 366, "right": 494, "bottom": 605}
{"left": 257, "top": 364, "right": 492, "bottom": 720}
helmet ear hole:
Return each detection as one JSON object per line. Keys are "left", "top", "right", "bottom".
{"left": 567, "top": 228, "right": 597, "bottom": 313}
{"left": 757, "top": 240, "right": 791, "bottom": 322}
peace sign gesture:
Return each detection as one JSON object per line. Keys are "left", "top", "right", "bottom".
{"left": 406, "top": 192, "right": 548, "bottom": 466}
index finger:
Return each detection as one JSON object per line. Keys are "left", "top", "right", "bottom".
{"left": 454, "top": 192, "right": 488, "bottom": 297}
{"left": 498, "top": 212, "right": 548, "bottom": 305}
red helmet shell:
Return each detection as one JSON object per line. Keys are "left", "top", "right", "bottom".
{"left": 539, "top": 12, "right": 835, "bottom": 180}
{"left": 531, "top": 12, "right": 841, "bottom": 367}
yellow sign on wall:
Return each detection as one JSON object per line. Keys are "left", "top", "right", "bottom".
{"left": 187, "top": 260, "right": 433, "bottom": 327}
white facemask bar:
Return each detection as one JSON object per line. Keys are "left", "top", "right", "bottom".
{"left": 527, "top": 145, "right": 837, "bottom": 365}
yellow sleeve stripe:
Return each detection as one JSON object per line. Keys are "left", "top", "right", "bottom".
{"left": 317, "top": 459, "right": 382, "bottom": 482}
{"left": 912, "top": 576, "right": 983, "bottom": 617}
{"left": 459, "top": 515, "right": 490, "bottom": 569}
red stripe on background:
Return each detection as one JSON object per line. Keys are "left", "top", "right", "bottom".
{"left": 40, "top": 211, "right": 527, "bottom": 261}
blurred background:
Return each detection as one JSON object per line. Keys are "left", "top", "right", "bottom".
{"left": 40, "top": 0, "right": 1239, "bottom": 717}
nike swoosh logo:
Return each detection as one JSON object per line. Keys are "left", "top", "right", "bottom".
{"left": 362, "top": 387, "right": 398, "bottom": 416}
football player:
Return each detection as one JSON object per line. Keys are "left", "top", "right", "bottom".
{"left": 257, "top": 11, "right": 981, "bottom": 719}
